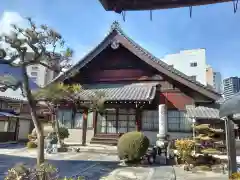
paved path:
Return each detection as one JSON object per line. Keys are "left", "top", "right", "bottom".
{"left": 0, "top": 144, "right": 230, "bottom": 180}
{"left": 151, "top": 166, "right": 175, "bottom": 180}
{"left": 0, "top": 153, "right": 120, "bottom": 179}
{"left": 0, "top": 144, "right": 119, "bottom": 179}
{"left": 173, "top": 166, "right": 228, "bottom": 180}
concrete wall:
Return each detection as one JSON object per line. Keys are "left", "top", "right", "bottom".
{"left": 18, "top": 119, "right": 31, "bottom": 140}
{"left": 163, "top": 49, "right": 207, "bottom": 85}
{"left": 143, "top": 131, "right": 192, "bottom": 145}
{"left": 206, "top": 65, "right": 214, "bottom": 86}
{"left": 64, "top": 129, "right": 94, "bottom": 145}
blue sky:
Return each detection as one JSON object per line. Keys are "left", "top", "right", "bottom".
{"left": 0, "top": 0, "right": 240, "bottom": 79}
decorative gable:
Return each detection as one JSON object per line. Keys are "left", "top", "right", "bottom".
{"left": 54, "top": 21, "right": 221, "bottom": 101}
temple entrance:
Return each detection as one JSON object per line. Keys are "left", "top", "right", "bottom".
{"left": 96, "top": 108, "right": 136, "bottom": 134}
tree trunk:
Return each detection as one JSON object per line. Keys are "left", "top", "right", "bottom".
{"left": 82, "top": 109, "right": 88, "bottom": 146}
{"left": 22, "top": 65, "right": 44, "bottom": 165}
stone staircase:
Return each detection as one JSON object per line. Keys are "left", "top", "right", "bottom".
{"left": 90, "top": 134, "right": 120, "bottom": 145}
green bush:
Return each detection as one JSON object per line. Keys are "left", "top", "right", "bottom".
{"left": 230, "top": 172, "right": 240, "bottom": 180}
{"left": 201, "top": 148, "right": 222, "bottom": 155}
{"left": 175, "top": 139, "right": 195, "bottom": 162}
{"left": 185, "top": 155, "right": 196, "bottom": 165}
{"left": 195, "top": 154, "right": 217, "bottom": 166}
{"left": 117, "top": 131, "right": 149, "bottom": 162}
{"left": 26, "top": 141, "right": 37, "bottom": 149}
{"left": 5, "top": 163, "right": 84, "bottom": 180}
{"left": 59, "top": 127, "right": 69, "bottom": 140}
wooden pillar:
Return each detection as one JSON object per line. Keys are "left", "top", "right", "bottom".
{"left": 225, "top": 117, "right": 237, "bottom": 177}
{"left": 136, "top": 108, "right": 141, "bottom": 131}
{"left": 82, "top": 108, "right": 88, "bottom": 146}
{"left": 14, "top": 118, "right": 19, "bottom": 141}
{"left": 116, "top": 108, "right": 119, "bottom": 133}
{"left": 93, "top": 111, "right": 98, "bottom": 135}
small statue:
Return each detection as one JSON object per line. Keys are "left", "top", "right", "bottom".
{"left": 45, "top": 132, "right": 58, "bottom": 154}
{"left": 184, "top": 163, "right": 190, "bottom": 171}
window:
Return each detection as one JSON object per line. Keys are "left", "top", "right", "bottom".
{"left": 167, "top": 110, "right": 192, "bottom": 132}
{"left": 106, "top": 109, "right": 117, "bottom": 133}
{"left": 57, "top": 109, "right": 73, "bottom": 128}
{"left": 118, "top": 109, "right": 136, "bottom": 133}
{"left": 87, "top": 112, "right": 93, "bottom": 128}
{"left": 142, "top": 110, "right": 158, "bottom": 131}
{"left": 97, "top": 108, "right": 136, "bottom": 134}
{"left": 190, "top": 62, "right": 197, "bottom": 67}
{"left": 190, "top": 76, "right": 196, "bottom": 81}
{"left": 31, "top": 66, "right": 39, "bottom": 70}
{"left": 8, "top": 118, "right": 17, "bottom": 132}
{"left": 73, "top": 112, "right": 83, "bottom": 128}
{"left": 57, "top": 109, "right": 93, "bottom": 129}
{"left": 30, "top": 72, "right": 38, "bottom": 76}
{"left": 1, "top": 101, "right": 8, "bottom": 109}
{"left": 168, "top": 65, "right": 174, "bottom": 68}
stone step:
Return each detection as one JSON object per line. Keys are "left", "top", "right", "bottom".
{"left": 90, "top": 139, "right": 118, "bottom": 146}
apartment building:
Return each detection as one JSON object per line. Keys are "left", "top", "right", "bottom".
{"left": 163, "top": 49, "right": 222, "bottom": 93}
{"left": 163, "top": 49, "right": 207, "bottom": 85}
{"left": 27, "top": 64, "right": 58, "bottom": 87}
{"left": 223, "top": 77, "right": 240, "bottom": 99}
{"left": 213, "top": 72, "right": 223, "bottom": 94}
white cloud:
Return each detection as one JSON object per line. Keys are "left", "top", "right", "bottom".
{"left": 0, "top": 11, "right": 26, "bottom": 35}
{"left": 0, "top": 12, "right": 27, "bottom": 99}
{"left": 0, "top": 11, "right": 27, "bottom": 55}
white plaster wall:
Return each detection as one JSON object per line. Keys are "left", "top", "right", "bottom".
{"left": 0, "top": 121, "right": 6, "bottom": 132}
{"left": 18, "top": 119, "right": 31, "bottom": 140}
{"left": 64, "top": 129, "right": 94, "bottom": 145}
{"left": 143, "top": 131, "right": 158, "bottom": 145}
{"left": 143, "top": 131, "right": 192, "bottom": 145}
{"left": 168, "top": 132, "right": 192, "bottom": 139}
{"left": 163, "top": 49, "right": 207, "bottom": 85}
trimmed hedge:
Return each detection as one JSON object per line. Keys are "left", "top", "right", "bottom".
{"left": 117, "top": 131, "right": 149, "bottom": 162}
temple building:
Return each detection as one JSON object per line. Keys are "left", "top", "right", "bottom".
{"left": 54, "top": 22, "right": 221, "bottom": 145}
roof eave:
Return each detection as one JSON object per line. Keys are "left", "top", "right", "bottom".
{"left": 98, "top": 0, "right": 231, "bottom": 12}
{"left": 53, "top": 23, "right": 220, "bottom": 101}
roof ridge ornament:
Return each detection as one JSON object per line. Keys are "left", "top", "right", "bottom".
{"left": 111, "top": 21, "right": 120, "bottom": 30}
{"left": 111, "top": 39, "right": 120, "bottom": 50}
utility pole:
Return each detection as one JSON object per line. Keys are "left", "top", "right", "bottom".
{"left": 225, "top": 116, "right": 237, "bottom": 177}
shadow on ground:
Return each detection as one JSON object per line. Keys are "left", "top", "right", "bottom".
{"left": 0, "top": 154, "right": 120, "bottom": 179}
{"left": 0, "top": 143, "right": 25, "bottom": 149}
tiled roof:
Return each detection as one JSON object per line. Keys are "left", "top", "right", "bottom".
{"left": 186, "top": 106, "right": 219, "bottom": 119}
{"left": 78, "top": 82, "right": 158, "bottom": 101}
{"left": 0, "top": 95, "right": 26, "bottom": 102}
{"left": 111, "top": 22, "right": 218, "bottom": 95}
{"left": 219, "top": 91, "right": 240, "bottom": 118}
{"left": 53, "top": 22, "right": 220, "bottom": 100}
{"left": 187, "top": 106, "right": 240, "bottom": 120}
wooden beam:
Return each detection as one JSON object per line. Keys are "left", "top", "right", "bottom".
{"left": 99, "top": 0, "right": 231, "bottom": 12}
{"left": 93, "top": 111, "right": 98, "bottom": 135}
{"left": 136, "top": 108, "right": 141, "bottom": 131}
{"left": 82, "top": 108, "right": 88, "bottom": 146}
